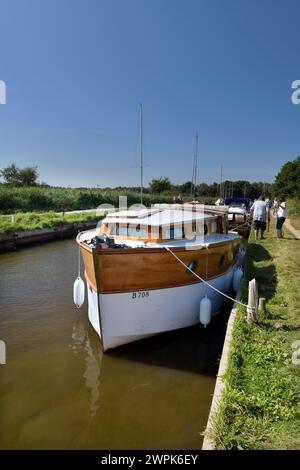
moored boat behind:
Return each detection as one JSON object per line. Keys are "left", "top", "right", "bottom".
{"left": 225, "top": 197, "right": 251, "bottom": 238}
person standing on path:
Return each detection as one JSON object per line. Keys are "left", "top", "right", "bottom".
{"left": 273, "top": 198, "right": 278, "bottom": 215}
{"left": 250, "top": 196, "right": 270, "bottom": 240}
{"left": 276, "top": 197, "right": 288, "bottom": 239}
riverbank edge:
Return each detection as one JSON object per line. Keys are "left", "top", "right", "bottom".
{"left": 201, "top": 294, "right": 239, "bottom": 450}
{"left": 202, "top": 219, "right": 300, "bottom": 450}
{"left": 0, "top": 221, "right": 98, "bottom": 252}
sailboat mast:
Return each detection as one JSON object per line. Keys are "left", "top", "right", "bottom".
{"left": 220, "top": 165, "right": 223, "bottom": 200}
{"left": 193, "top": 132, "right": 198, "bottom": 199}
{"left": 140, "top": 103, "right": 143, "bottom": 205}
{"left": 191, "top": 132, "right": 198, "bottom": 199}
{"left": 191, "top": 160, "right": 195, "bottom": 197}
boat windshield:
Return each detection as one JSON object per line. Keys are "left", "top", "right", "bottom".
{"left": 229, "top": 203, "right": 247, "bottom": 211}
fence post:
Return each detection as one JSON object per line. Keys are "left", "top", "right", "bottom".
{"left": 258, "top": 297, "right": 266, "bottom": 312}
{"left": 247, "top": 278, "right": 259, "bottom": 323}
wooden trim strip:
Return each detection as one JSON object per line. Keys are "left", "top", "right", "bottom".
{"left": 98, "top": 265, "right": 236, "bottom": 295}
{"left": 93, "top": 237, "right": 240, "bottom": 255}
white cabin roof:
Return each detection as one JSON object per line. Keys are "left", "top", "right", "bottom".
{"left": 104, "top": 208, "right": 216, "bottom": 228}
{"left": 106, "top": 208, "right": 161, "bottom": 219}
{"left": 228, "top": 207, "right": 246, "bottom": 215}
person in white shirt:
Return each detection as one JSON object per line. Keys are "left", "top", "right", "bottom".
{"left": 273, "top": 198, "right": 279, "bottom": 215}
{"left": 250, "top": 196, "right": 270, "bottom": 240}
{"left": 276, "top": 197, "right": 288, "bottom": 239}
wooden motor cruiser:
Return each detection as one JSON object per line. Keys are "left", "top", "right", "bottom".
{"left": 76, "top": 204, "right": 242, "bottom": 351}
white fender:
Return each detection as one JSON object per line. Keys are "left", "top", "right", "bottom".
{"left": 73, "top": 276, "right": 85, "bottom": 308}
{"left": 199, "top": 295, "right": 212, "bottom": 328}
{"left": 232, "top": 267, "right": 243, "bottom": 294}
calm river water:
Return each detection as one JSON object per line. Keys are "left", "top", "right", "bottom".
{"left": 0, "top": 239, "right": 229, "bottom": 449}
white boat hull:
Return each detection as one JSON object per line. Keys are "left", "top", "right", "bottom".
{"left": 86, "top": 265, "right": 236, "bottom": 351}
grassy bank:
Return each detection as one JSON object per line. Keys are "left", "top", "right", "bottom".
{"left": 0, "top": 211, "right": 102, "bottom": 234}
{"left": 288, "top": 198, "right": 300, "bottom": 230}
{"left": 209, "top": 219, "right": 300, "bottom": 449}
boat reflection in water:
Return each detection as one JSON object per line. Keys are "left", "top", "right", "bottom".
{"left": 71, "top": 319, "right": 102, "bottom": 418}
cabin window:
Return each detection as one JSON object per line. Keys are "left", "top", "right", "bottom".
{"left": 165, "top": 226, "right": 175, "bottom": 240}
{"left": 197, "top": 224, "right": 204, "bottom": 236}
{"left": 108, "top": 223, "right": 118, "bottom": 235}
{"left": 196, "top": 222, "right": 208, "bottom": 236}
{"left": 174, "top": 227, "right": 183, "bottom": 239}
{"left": 127, "top": 226, "right": 134, "bottom": 237}
{"left": 236, "top": 214, "right": 245, "bottom": 222}
{"left": 211, "top": 222, "right": 217, "bottom": 233}
{"left": 118, "top": 224, "right": 128, "bottom": 237}
{"left": 164, "top": 225, "right": 185, "bottom": 240}
{"left": 128, "top": 224, "right": 147, "bottom": 238}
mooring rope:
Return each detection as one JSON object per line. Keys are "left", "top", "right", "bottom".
{"left": 230, "top": 221, "right": 249, "bottom": 231}
{"left": 164, "top": 245, "right": 250, "bottom": 309}
{"left": 78, "top": 245, "right": 81, "bottom": 278}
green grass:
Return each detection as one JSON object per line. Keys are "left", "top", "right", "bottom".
{"left": 0, "top": 186, "right": 177, "bottom": 214}
{"left": 0, "top": 186, "right": 216, "bottom": 214}
{"left": 208, "top": 220, "right": 300, "bottom": 449}
{"left": 0, "top": 211, "right": 102, "bottom": 234}
{"left": 288, "top": 198, "right": 300, "bottom": 231}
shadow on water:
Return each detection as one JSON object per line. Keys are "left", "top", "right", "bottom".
{"left": 69, "top": 311, "right": 231, "bottom": 450}
{"left": 111, "top": 299, "right": 234, "bottom": 376}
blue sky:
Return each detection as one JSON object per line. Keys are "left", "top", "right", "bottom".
{"left": 0, "top": 0, "right": 299, "bottom": 187}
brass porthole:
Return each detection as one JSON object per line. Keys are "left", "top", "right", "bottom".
{"left": 219, "top": 254, "right": 226, "bottom": 267}
{"left": 186, "top": 260, "right": 198, "bottom": 274}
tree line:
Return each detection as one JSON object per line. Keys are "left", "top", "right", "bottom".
{"left": 0, "top": 163, "right": 39, "bottom": 187}
{"left": 148, "top": 177, "right": 274, "bottom": 200}
{"left": 1, "top": 156, "right": 299, "bottom": 200}
{"left": 143, "top": 156, "right": 300, "bottom": 199}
